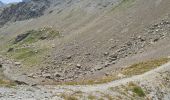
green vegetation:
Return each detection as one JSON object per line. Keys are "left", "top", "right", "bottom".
{"left": 128, "top": 82, "right": 145, "bottom": 97}
{"left": 0, "top": 27, "right": 61, "bottom": 67}
{"left": 88, "top": 95, "right": 96, "bottom": 100}
{"left": 132, "top": 86, "right": 145, "bottom": 97}
{"left": 14, "top": 27, "right": 60, "bottom": 44}
{"left": 6, "top": 47, "right": 46, "bottom": 66}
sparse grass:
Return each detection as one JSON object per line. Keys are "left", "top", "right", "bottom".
{"left": 6, "top": 47, "right": 47, "bottom": 66}
{"left": 62, "top": 75, "right": 118, "bottom": 85}
{"left": 0, "top": 79, "right": 16, "bottom": 87}
{"left": 103, "top": 94, "right": 113, "bottom": 100}
{"left": 122, "top": 57, "right": 170, "bottom": 76}
{"left": 128, "top": 82, "right": 145, "bottom": 97}
{"left": 60, "top": 93, "right": 78, "bottom": 100}
{"left": 88, "top": 95, "right": 96, "bottom": 100}
{"left": 15, "top": 27, "right": 60, "bottom": 44}
{"left": 0, "top": 27, "right": 60, "bottom": 67}
{"left": 62, "top": 57, "right": 170, "bottom": 85}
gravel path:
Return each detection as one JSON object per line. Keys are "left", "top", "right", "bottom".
{"left": 0, "top": 62, "right": 169, "bottom": 100}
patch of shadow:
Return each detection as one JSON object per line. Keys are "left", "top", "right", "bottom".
{"left": 14, "top": 32, "right": 31, "bottom": 44}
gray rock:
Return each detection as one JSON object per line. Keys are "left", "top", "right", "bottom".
{"left": 66, "top": 55, "right": 72, "bottom": 59}
{"left": 76, "top": 64, "right": 81, "bottom": 68}
{"left": 104, "top": 52, "right": 109, "bottom": 56}
{"left": 54, "top": 72, "right": 62, "bottom": 77}
{"left": 95, "top": 66, "right": 103, "bottom": 71}
{"left": 43, "top": 73, "right": 52, "bottom": 79}
{"left": 14, "top": 62, "right": 21, "bottom": 66}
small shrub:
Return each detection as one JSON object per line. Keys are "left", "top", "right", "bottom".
{"left": 88, "top": 95, "right": 96, "bottom": 100}
{"left": 132, "top": 86, "right": 145, "bottom": 97}
{"left": 128, "top": 82, "right": 145, "bottom": 97}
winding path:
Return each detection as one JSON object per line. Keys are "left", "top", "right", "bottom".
{"left": 0, "top": 59, "right": 169, "bottom": 100}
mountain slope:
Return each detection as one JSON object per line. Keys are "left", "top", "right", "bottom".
{"left": 0, "top": 0, "right": 170, "bottom": 85}
{"left": 0, "top": 0, "right": 50, "bottom": 27}
{"left": 0, "top": 0, "right": 170, "bottom": 99}
{"left": 0, "top": 60, "right": 170, "bottom": 99}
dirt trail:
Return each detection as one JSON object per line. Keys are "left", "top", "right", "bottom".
{"left": 47, "top": 61, "right": 170, "bottom": 92}
{"left": 0, "top": 61, "right": 169, "bottom": 100}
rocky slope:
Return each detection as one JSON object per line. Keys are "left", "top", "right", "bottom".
{"left": 0, "top": 60, "right": 170, "bottom": 100}
{"left": 0, "top": 0, "right": 170, "bottom": 99}
{"left": 0, "top": 0, "right": 169, "bottom": 83}
{"left": 0, "top": 0, "right": 50, "bottom": 27}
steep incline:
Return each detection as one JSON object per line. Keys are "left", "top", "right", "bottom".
{"left": 0, "top": 0, "right": 169, "bottom": 83}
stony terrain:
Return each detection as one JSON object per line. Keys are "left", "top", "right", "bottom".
{"left": 0, "top": 60, "right": 170, "bottom": 100}
{"left": 0, "top": 0, "right": 50, "bottom": 27}
{"left": 0, "top": 0, "right": 170, "bottom": 99}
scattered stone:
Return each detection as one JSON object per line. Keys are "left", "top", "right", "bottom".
{"left": 85, "top": 53, "right": 91, "bottom": 55}
{"left": 76, "top": 64, "right": 81, "bottom": 69}
{"left": 104, "top": 62, "right": 110, "bottom": 67}
{"left": 128, "top": 91, "right": 133, "bottom": 95}
{"left": 168, "top": 56, "right": 170, "bottom": 59}
{"left": 31, "top": 83, "right": 37, "bottom": 86}
{"left": 14, "top": 33, "right": 30, "bottom": 43}
{"left": 34, "top": 50, "right": 38, "bottom": 53}
{"left": 104, "top": 52, "right": 109, "bottom": 56}
{"left": 104, "top": 73, "right": 109, "bottom": 76}
{"left": 66, "top": 55, "right": 72, "bottom": 59}
{"left": 14, "top": 80, "right": 28, "bottom": 85}
{"left": 52, "top": 44, "right": 55, "bottom": 48}
{"left": 14, "top": 62, "right": 21, "bottom": 66}
{"left": 0, "top": 64, "right": 2, "bottom": 68}
{"left": 117, "top": 73, "right": 126, "bottom": 78}
{"left": 95, "top": 66, "right": 103, "bottom": 71}
{"left": 43, "top": 73, "right": 52, "bottom": 79}
{"left": 155, "top": 29, "right": 159, "bottom": 32}
{"left": 153, "top": 38, "right": 159, "bottom": 42}
{"left": 54, "top": 72, "right": 62, "bottom": 77}
{"left": 7, "top": 48, "right": 14, "bottom": 52}
{"left": 28, "top": 73, "right": 34, "bottom": 78}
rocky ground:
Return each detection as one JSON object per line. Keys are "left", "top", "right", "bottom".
{"left": 36, "top": 17, "right": 170, "bottom": 82}
{"left": 0, "top": 0, "right": 170, "bottom": 99}
{"left": 0, "top": 61, "right": 170, "bottom": 100}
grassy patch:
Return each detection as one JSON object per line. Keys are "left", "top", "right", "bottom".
{"left": 0, "top": 27, "right": 60, "bottom": 67}
{"left": 0, "top": 79, "right": 16, "bottom": 87}
{"left": 62, "top": 57, "right": 170, "bottom": 85}
{"left": 6, "top": 47, "right": 47, "bottom": 66}
{"left": 60, "top": 93, "right": 78, "bottom": 100}
{"left": 102, "top": 94, "right": 113, "bottom": 100}
{"left": 14, "top": 27, "right": 60, "bottom": 44}
{"left": 61, "top": 75, "right": 118, "bottom": 85}
{"left": 88, "top": 95, "right": 96, "bottom": 100}
{"left": 122, "top": 58, "right": 170, "bottom": 76}
{"left": 128, "top": 82, "right": 145, "bottom": 97}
